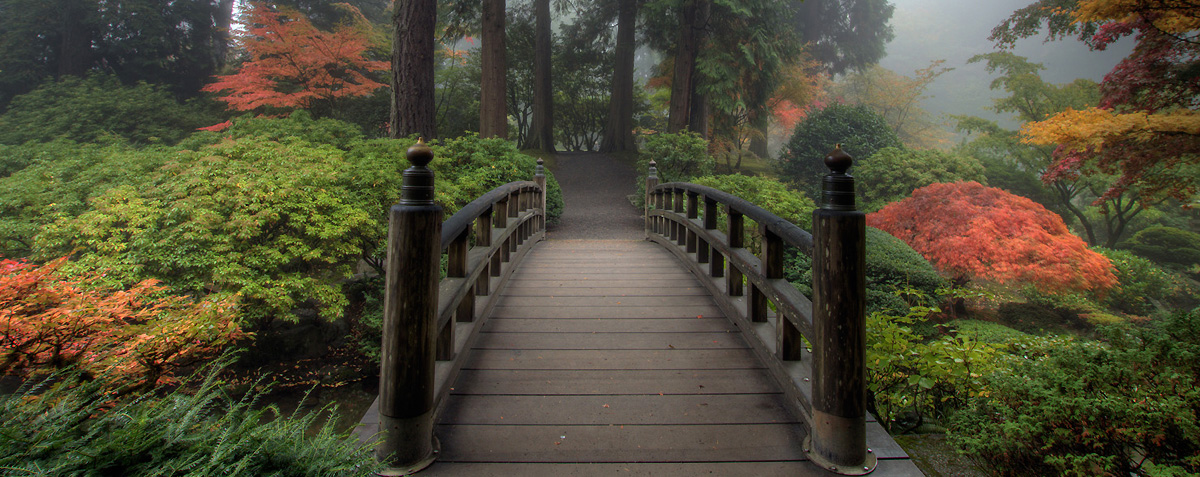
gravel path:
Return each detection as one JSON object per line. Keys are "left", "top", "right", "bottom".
{"left": 546, "top": 152, "right": 644, "bottom": 240}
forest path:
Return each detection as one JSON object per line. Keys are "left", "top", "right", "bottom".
{"left": 545, "top": 152, "right": 643, "bottom": 241}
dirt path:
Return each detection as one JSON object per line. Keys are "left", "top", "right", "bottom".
{"left": 545, "top": 152, "right": 644, "bottom": 240}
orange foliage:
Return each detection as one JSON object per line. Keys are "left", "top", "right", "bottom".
{"left": 0, "top": 257, "right": 244, "bottom": 389}
{"left": 868, "top": 182, "right": 1117, "bottom": 294}
{"left": 203, "top": 2, "right": 388, "bottom": 112}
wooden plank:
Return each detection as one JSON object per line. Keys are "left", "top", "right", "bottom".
{"left": 483, "top": 318, "right": 736, "bottom": 333}
{"left": 448, "top": 369, "right": 779, "bottom": 395}
{"left": 434, "top": 423, "right": 808, "bottom": 462}
{"left": 471, "top": 331, "right": 748, "bottom": 350}
{"left": 438, "top": 394, "right": 794, "bottom": 425}
{"left": 501, "top": 286, "right": 710, "bottom": 297}
{"left": 421, "top": 460, "right": 923, "bottom": 477}
{"left": 493, "top": 296, "right": 717, "bottom": 307}
{"left": 504, "top": 279, "right": 701, "bottom": 288}
{"left": 490, "top": 305, "right": 723, "bottom": 319}
{"left": 507, "top": 271, "right": 698, "bottom": 280}
{"left": 462, "top": 349, "right": 765, "bottom": 370}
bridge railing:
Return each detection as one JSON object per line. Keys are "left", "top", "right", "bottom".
{"left": 644, "top": 146, "right": 875, "bottom": 475}
{"left": 373, "top": 140, "right": 546, "bottom": 474}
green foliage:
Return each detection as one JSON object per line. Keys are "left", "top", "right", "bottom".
{"left": 777, "top": 103, "right": 902, "bottom": 200}
{"left": 1123, "top": 226, "right": 1200, "bottom": 272}
{"left": 0, "top": 141, "right": 170, "bottom": 258}
{"left": 634, "top": 131, "right": 714, "bottom": 208}
{"left": 689, "top": 174, "right": 816, "bottom": 255}
{"left": 786, "top": 227, "right": 946, "bottom": 314}
{"left": 642, "top": 131, "right": 713, "bottom": 182}
{"left": 0, "top": 75, "right": 219, "bottom": 146}
{"left": 856, "top": 147, "right": 986, "bottom": 212}
{"left": 435, "top": 50, "right": 482, "bottom": 138}
{"left": 948, "top": 319, "right": 1032, "bottom": 346}
{"left": 1097, "top": 247, "right": 1194, "bottom": 315}
{"left": 950, "top": 309, "right": 1200, "bottom": 475}
{"left": 0, "top": 362, "right": 380, "bottom": 475}
{"left": 867, "top": 290, "right": 998, "bottom": 433}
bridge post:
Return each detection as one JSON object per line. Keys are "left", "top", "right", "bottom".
{"left": 376, "top": 139, "right": 441, "bottom": 475}
{"left": 807, "top": 145, "right": 874, "bottom": 475}
{"left": 645, "top": 160, "right": 658, "bottom": 239}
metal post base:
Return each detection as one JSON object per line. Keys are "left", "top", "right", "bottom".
{"left": 803, "top": 435, "right": 877, "bottom": 475}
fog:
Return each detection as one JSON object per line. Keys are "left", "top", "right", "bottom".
{"left": 878, "top": 0, "right": 1134, "bottom": 131}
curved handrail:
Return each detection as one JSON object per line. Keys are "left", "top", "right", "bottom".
{"left": 643, "top": 149, "right": 873, "bottom": 474}
{"left": 655, "top": 182, "right": 814, "bottom": 256}
{"left": 373, "top": 149, "right": 547, "bottom": 473}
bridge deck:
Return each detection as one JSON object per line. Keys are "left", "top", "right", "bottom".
{"left": 412, "top": 240, "right": 920, "bottom": 476}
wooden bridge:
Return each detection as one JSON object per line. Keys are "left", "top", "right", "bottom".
{"left": 355, "top": 146, "right": 921, "bottom": 476}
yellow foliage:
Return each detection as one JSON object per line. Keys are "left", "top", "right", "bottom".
{"left": 1074, "top": 0, "right": 1200, "bottom": 33}
{"left": 1021, "top": 107, "right": 1200, "bottom": 151}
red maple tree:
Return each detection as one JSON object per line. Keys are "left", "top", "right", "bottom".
{"left": 203, "top": 2, "right": 387, "bottom": 112}
{"left": 867, "top": 182, "right": 1117, "bottom": 294}
{"left": 0, "top": 257, "right": 244, "bottom": 389}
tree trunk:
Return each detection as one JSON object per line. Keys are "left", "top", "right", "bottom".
{"left": 527, "top": 0, "right": 555, "bottom": 152}
{"left": 391, "top": 0, "right": 437, "bottom": 140}
{"left": 688, "top": 90, "right": 708, "bottom": 138}
{"left": 479, "top": 0, "right": 507, "bottom": 138}
{"left": 667, "top": 0, "right": 699, "bottom": 134}
{"left": 749, "top": 111, "right": 769, "bottom": 159}
{"left": 56, "top": 0, "right": 93, "bottom": 78}
{"left": 600, "top": 0, "right": 638, "bottom": 153}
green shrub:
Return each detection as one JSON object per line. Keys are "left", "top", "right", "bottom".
{"left": 777, "top": 103, "right": 902, "bottom": 201}
{"left": 0, "top": 75, "right": 219, "bottom": 146}
{"left": 690, "top": 175, "right": 816, "bottom": 254}
{"left": 1097, "top": 247, "right": 1193, "bottom": 314}
{"left": 949, "top": 309, "right": 1200, "bottom": 475}
{"left": 867, "top": 296, "right": 998, "bottom": 432}
{"left": 996, "top": 301, "right": 1088, "bottom": 334}
{"left": 1122, "top": 226, "right": 1200, "bottom": 272}
{"left": 948, "top": 319, "right": 1031, "bottom": 346}
{"left": 0, "top": 362, "right": 379, "bottom": 475}
{"left": 786, "top": 227, "right": 946, "bottom": 314}
{"left": 855, "top": 147, "right": 986, "bottom": 212}
{"left": 634, "top": 131, "right": 713, "bottom": 208}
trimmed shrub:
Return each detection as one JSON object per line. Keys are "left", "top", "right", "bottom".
{"left": 777, "top": 103, "right": 902, "bottom": 201}
{"left": 856, "top": 147, "right": 986, "bottom": 212}
{"left": 1122, "top": 226, "right": 1200, "bottom": 272}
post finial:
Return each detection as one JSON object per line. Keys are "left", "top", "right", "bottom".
{"left": 408, "top": 137, "right": 434, "bottom": 168}
{"left": 821, "top": 143, "right": 857, "bottom": 211}
{"left": 824, "top": 143, "right": 853, "bottom": 175}
{"left": 401, "top": 138, "right": 436, "bottom": 206}
{"left": 648, "top": 159, "right": 658, "bottom": 179}
{"left": 535, "top": 158, "right": 545, "bottom": 176}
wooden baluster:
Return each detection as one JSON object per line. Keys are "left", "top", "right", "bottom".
{"left": 657, "top": 185, "right": 667, "bottom": 234}
{"left": 698, "top": 196, "right": 714, "bottom": 264}
{"left": 645, "top": 160, "right": 658, "bottom": 239}
{"left": 476, "top": 206, "right": 493, "bottom": 295}
{"left": 509, "top": 190, "right": 520, "bottom": 250}
{"left": 808, "top": 145, "right": 873, "bottom": 474}
{"left": 495, "top": 195, "right": 510, "bottom": 268}
{"left": 762, "top": 228, "right": 800, "bottom": 360}
{"left": 664, "top": 188, "right": 675, "bottom": 241}
{"left": 748, "top": 224, "right": 775, "bottom": 324}
{"left": 535, "top": 159, "right": 547, "bottom": 231}
{"left": 439, "top": 229, "right": 469, "bottom": 361}
{"left": 706, "top": 197, "right": 724, "bottom": 278}
{"left": 377, "top": 139, "right": 440, "bottom": 472}
{"left": 686, "top": 191, "right": 699, "bottom": 253}
{"left": 726, "top": 207, "right": 744, "bottom": 297}
{"left": 673, "top": 188, "right": 685, "bottom": 246}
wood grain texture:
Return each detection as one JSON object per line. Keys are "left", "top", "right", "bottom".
{"left": 362, "top": 239, "right": 915, "bottom": 474}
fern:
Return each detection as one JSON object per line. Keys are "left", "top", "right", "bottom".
{"left": 0, "top": 359, "right": 380, "bottom": 476}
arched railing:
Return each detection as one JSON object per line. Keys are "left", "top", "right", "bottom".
{"left": 644, "top": 147, "right": 875, "bottom": 475}
{"left": 373, "top": 140, "right": 546, "bottom": 474}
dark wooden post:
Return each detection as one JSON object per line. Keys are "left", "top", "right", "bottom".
{"left": 807, "top": 145, "right": 873, "bottom": 475}
{"left": 706, "top": 197, "right": 723, "bottom": 278}
{"left": 686, "top": 191, "right": 699, "bottom": 253}
{"left": 645, "top": 160, "right": 658, "bottom": 239}
{"left": 673, "top": 187, "right": 685, "bottom": 246}
{"left": 476, "top": 206, "right": 493, "bottom": 294}
{"left": 535, "top": 159, "right": 546, "bottom": 230}
{"left": 699, "top": 196, "right": 715, "bottom": 264}
{"left": 726, "top": 207, "right": 744, "bottom": 297}
{"left": 377, "top": 139, "right": 441, "bottom": 473}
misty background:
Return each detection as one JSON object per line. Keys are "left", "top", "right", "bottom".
{"left": 879, "top": 0, "right": 1133, "bottom": 131}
